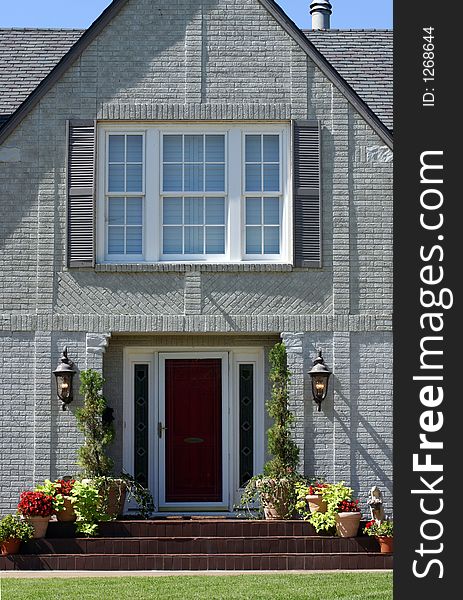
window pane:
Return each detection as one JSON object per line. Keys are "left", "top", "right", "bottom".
{"left": 246, "top": 226, "right": 262, "bottom": 254}
{"left": 108, "top": 164, "right": 124, "bottom": 192}
{"left": 126, "top": 164, "right": 143, "bottom": 192}
{"left": 206, "top": 227, "right": 225, "bottom": 254}
{"left": 164, "top": 135, "right": 182, "bottom": 162}
{"left": 239, "top": 364, "right": 254, "bottom": 487}
{"left": 184, "top": 226, "right": 204, "bottom": 253}
{"left": 245, "top": 164, "right": 261, "bottom": 192}
{"left": 163, "top": 227, "right": 182, "bottom": 254}
{"left": 206, "top": 135, "right": 225, "bottom": 162}
{"left": 205, "top": 197, "right": 225, "bottom": 225}
{"left": 245, "top": 135, "right": 261, "bottom": 162}
{"left": 205, "top": 164, "right": 225, "bottom": 191}
{"left": 126, "top": 197, "right": 143, "bottom": 225}
{"left": 263, "top": 164, "right": 279, "bottom": 191}
{"left": 108, "top": 227, "right": 124, "bottom": 254}
{"left": 126, "top": 227, "right": 143, "bottom": 254}
{"left": 184, "top": 197, "right": 203, "bottom": 225}
{"left": 263, "top": 135, "right": 279, "bottom": 162}
{"left": 263, "top": 197, "right": 280, "bottom": 225}
{"left": 184, "top": 135, "right": 203, "bottom": 162}
{"left": 108, "top": 198, "right": 125, "bottom": 225}
{"left": 127, "top": 135, "right": 143, "bottom": 163}
{"left": 246, "top": 198, "right": 261, "bottom": 225}
{"left": 264, "top": 227, "right": 280, "bottom": 254}
{"left": 184, "top": 164, "right": 204, "bottom": 192}
{"left": 163, "top": 197, "right": 182, "bottom": 224}
{"left": 163, "top": 164, "right": 183, "bottom": 191}
{"left": 109, "top": 135, "right": 125, "bottom": 162}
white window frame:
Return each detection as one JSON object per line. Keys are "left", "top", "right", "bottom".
{"left": 97, "top": 122, "right": 292, "bottom": 264}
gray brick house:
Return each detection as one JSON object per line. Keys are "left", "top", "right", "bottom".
{"left": 0, "top": 0, "right": 393, "bottom": 515}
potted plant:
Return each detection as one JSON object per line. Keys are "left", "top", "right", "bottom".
{"left": 334, "top": 498, "right": 362, "bottom": 538}
{"left": 0, "top": 514, "right": 34, "bottom": 555}
{"left": 295, "top": 480, "right": 328, "bottom": 515}
{"left": 69, "top": 479, "right": 111, "bottom": 536}
{"left": 35, "top": 478, "right": 77, "bottom": 522}
{"left": 241, "top": 343, "right": 301, "bottom": 519}
{"left": 296, "top": 481, "right": 360, "bottom": 536}
{"left": 364, "top": 519, "right": 394, "bottom": 552}
{"left": 76, "top": 369, "right": 127, "bottom": 517}
{"left": 17, "top": 491, "right": 54, "bottom": 538}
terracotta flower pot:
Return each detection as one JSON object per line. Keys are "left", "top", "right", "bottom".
{"left": 1, "top": 539, "right": 21, "bottom": 555}
{"left": 335, "top": 512, "right": 361, "bottom": 538}
{"left": 56, "top": 496, "right": 76, "bottom": 523}
{"left": 29, "top": 516, "right": 50, "bottom": 539}
{"left": 377, "top": 536, "right": 393, "bottom": 553}
{"left": 105, "top": 481, "right": 127, "bottom": 518}
{"left": 306, "top": 494, "right": 327, "bottom": 514}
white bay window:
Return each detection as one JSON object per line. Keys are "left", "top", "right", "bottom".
{"left": 97, "top": 124, "right": 290, "bottom": 263}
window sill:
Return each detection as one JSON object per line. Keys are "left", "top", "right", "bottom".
{"left": 94, "top": 262, "right": 294, "bottom": 273}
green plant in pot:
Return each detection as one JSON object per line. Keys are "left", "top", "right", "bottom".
{"left": 35, "top": 478, "right": 77, "bottom": 523}
{"left": 296, "top": 481, "right": 359, "bottom": 535}
{"left": 241, "top": 343, "right": 302, "bottom": 519}
{"left": 75, "top": 370, "right": 154, "bottom": 532}
{"left": 0, "top": 514, "right": 34, "bottom": 555}
{"left": 76, "top": 369, "right": 127, "bottom": 520}
{"left": 295, "top": 479, "right": 329, "bottom": 516}
{"left": 364, "top": 519, "right": 394, "bottom": 553}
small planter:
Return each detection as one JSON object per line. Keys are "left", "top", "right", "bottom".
{"left": 29, "top": 516, "right": 50, "bottom": 539}
{"left": 1, "top": 539, "right": 21, "bottom": 555}
{"left": 377, "top": 536, "right": 393, "bottom": 553}
{"left": 56, "top": 497, "right": 76, "bottom": 523}
{"left": 335, "top": 512, "right": 361, "bottom": 538}
{"left": 306, "top": 494, "right": 327, "bottom": 514}
{"left": 105, "top": 480, "right": 127, "bottom": 518}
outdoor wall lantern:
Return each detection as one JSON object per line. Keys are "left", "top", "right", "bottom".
{"left": 308, "top": 350, "right": 332, "bottom": 412}
{"left": 53, "top": 347, "right": 76, "bottom": 411}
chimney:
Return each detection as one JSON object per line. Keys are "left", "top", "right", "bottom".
{"left": 310, "top": 0, "right": 332, "bottom": 30}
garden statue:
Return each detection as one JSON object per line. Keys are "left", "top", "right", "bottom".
{"left": 367, "top": 486, "right": 385, "bottom": 522}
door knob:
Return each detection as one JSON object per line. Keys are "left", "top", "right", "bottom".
{"left": 158, "top": 422, "right": 167, "bottom": 438}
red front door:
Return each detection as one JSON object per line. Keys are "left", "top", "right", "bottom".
{"left": 165, "top": 359, "right": 222, "bottom": 503}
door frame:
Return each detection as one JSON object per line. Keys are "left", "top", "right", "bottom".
{"left": 123, "top": 346, "right": 264, "bottom": 512}
{"left": 158, "top": 352, "right": 229, "bottom": 510}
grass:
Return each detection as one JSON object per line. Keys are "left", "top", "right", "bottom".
{"left": 0, "top": 573, "right": 392, "bottom": 600}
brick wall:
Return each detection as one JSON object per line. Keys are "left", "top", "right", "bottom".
{"left": 0, "top": 0, "right": 393, "bottom": 513}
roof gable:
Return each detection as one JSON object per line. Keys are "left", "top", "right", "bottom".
{"left": 0, "top": 0, "right": 392, "bottom": 149}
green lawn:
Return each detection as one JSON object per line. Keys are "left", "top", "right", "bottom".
{"left": 0, "top": 573, "right": 392, "bottom": 600}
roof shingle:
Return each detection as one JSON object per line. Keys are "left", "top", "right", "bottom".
{"left": 305, "top": 29, "right": 393, "bottom": 130}
{"left": 0, "top": 28, "right": 83, "bottom": 122}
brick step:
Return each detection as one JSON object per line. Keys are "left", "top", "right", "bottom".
{"left": 47, "top": 520, "right": 335, "bottom": 539}
{"left": 23, "top": 536, "right": 379, "bottom": 555}
{"left": 0, "top": 552, "right": 393, "bottom": 571}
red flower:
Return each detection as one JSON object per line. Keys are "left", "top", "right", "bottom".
{"left": 336, "top": 499, "right": 360, "bottom": 513}
{"left": 17, "top": 491, "right": 54, "bottom": 517}
{"left": 55, "top": 479, "right": 75, "bottom": 496}
{"left": 365, "top": 519, "right": 375, "bottom": 529}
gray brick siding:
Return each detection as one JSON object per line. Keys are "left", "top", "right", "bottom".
{"left": 0, "top": 0, "right": 392, "bottom": 514}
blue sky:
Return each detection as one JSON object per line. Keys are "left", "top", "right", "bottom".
{"left": 1, "top": 1, "right": 392, "bottom": 29}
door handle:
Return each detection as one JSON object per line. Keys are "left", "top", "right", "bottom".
{"left": 158, "top": 422, "right": 167, "bottom": 438}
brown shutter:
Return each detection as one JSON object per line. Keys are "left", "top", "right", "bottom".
{"left": 67, "top": 120, "right": 96, "bottom": 267}
{"left": 293, "top": 120, "right": 322, "bottom": 268}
